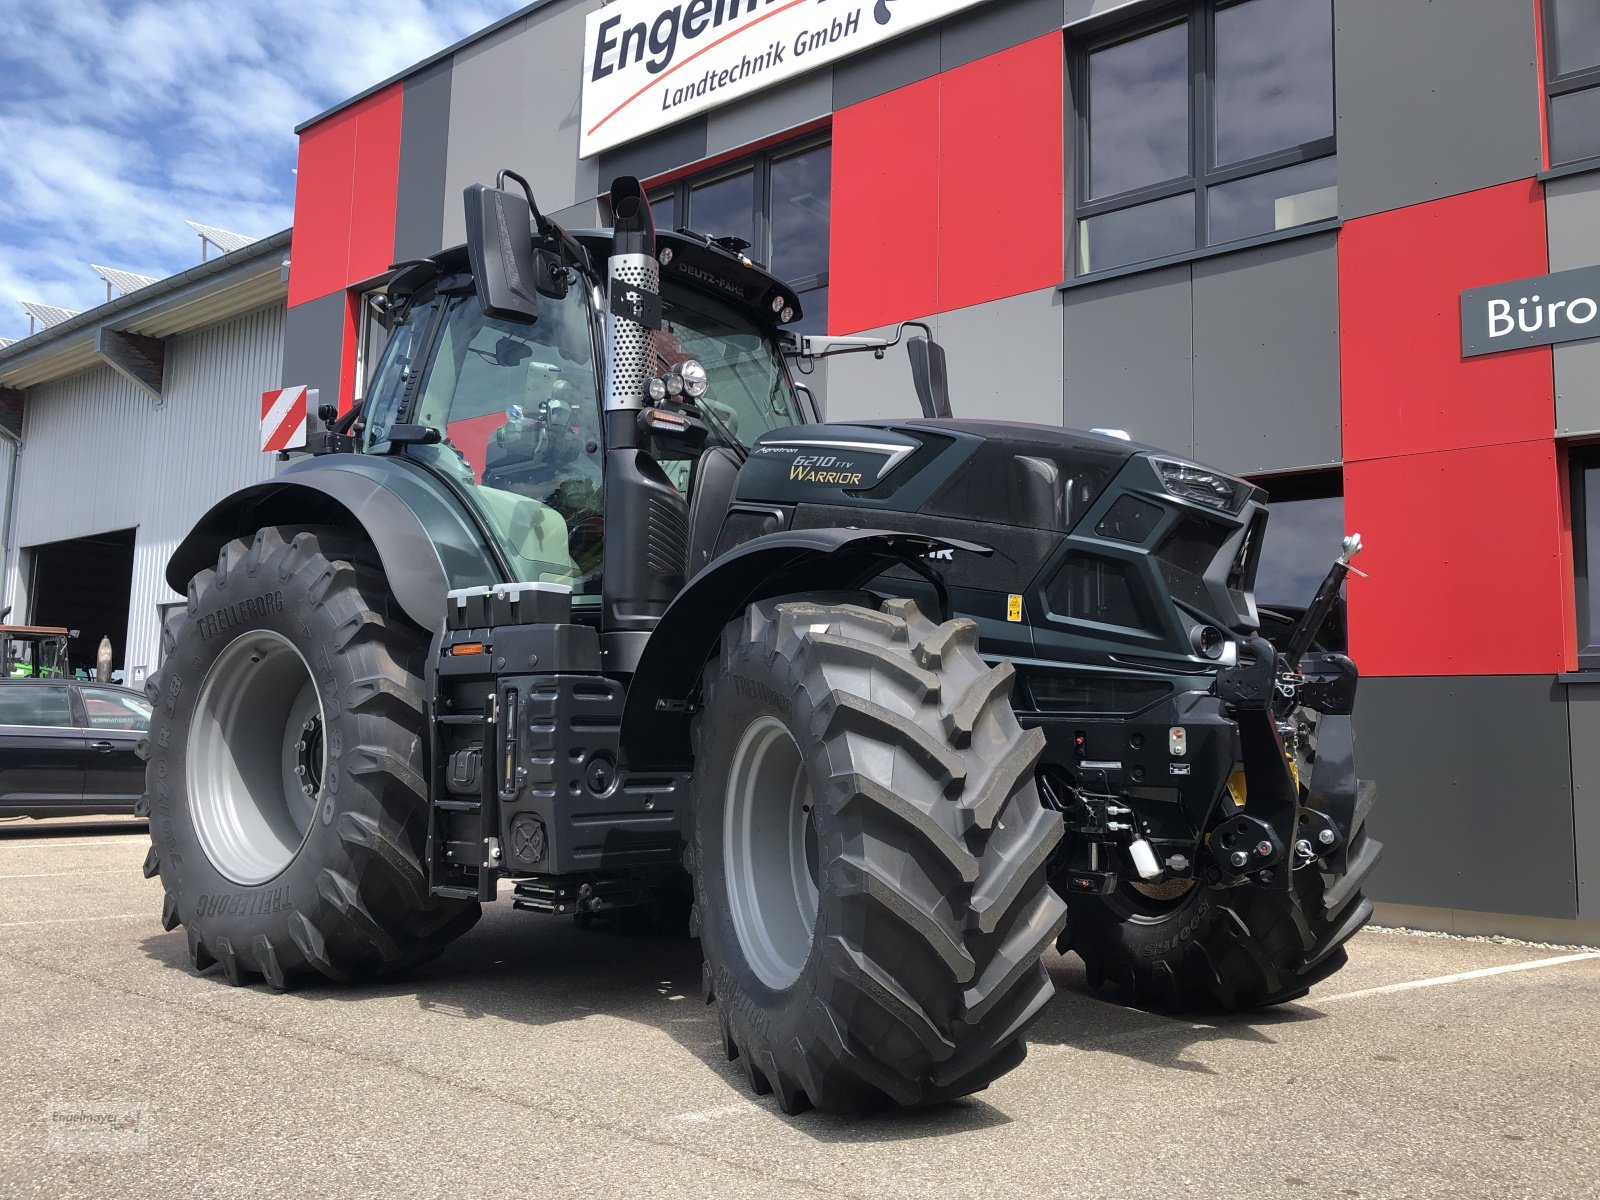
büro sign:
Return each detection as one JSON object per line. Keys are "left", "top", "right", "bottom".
{"left": 579, "top": 0, "right": 998, "bottom": 159}
{"left": 1460, "top": 266, "right": 1600, "bottom": 357}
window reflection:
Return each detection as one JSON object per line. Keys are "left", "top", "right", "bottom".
{"left": 690, "top": 170, "right": 756, "bottom": 251}
{"left": 1080, "top": 193, "right": 1195, "bottom": 274}
{"left": 1552, "top": 0, "right": 1600, "bottom": 75}
{"left": 1208, "top": 156, "right": 1336, "bottom": 245}
{"left": 770, "top": 146, "right": 831, "bottom": 281}
{"left": 1256, "top": 493, "right": 1343, "bottom": 605}
{"left": 1088, "top": 21, "right": 1190, "bottom": 199}
{"left": 1213, "top": 0, "right": 1334, "bottom": 167}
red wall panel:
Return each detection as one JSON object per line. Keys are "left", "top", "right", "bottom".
{"left": 829, "top": 34, "right": 1065, "bottom": 333}
{"left": 288, "top": 85, "right": 405, "bottom": 307}
{"left": 1339, "top": 179, "right": 1552, "bottom": 463}
{"left": 1345, "top": 440, "right": 1570, "bottom": 676}
{"left": 936, "top": 35, "right": 1063, "bottom": 314}
{"left": 829, "top": 76, "right": 941, "bottom": 334}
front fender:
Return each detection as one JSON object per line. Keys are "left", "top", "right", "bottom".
{"left": 167, "top": 456, "right": 504, "bottom": 631}
{"left": 619, "top": 527, "right": 974, "bottom": 771}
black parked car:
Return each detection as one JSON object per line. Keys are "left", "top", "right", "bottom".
{"left": 0, "top": 680, "right": 150, "bottom": 817}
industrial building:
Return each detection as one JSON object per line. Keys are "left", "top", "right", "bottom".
{"left": 0, "top": 234, "right": 289, "bottom": 685}
{"left": 2, "top": 0, "right": 1596, "bottom": 938}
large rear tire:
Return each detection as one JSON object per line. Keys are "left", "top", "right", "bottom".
{"left": 690, "top": 597, "right": 1067, "bottom": 1114}
{"left": 1062, "top": 803, "right": 1380, "bottom": 1010}
{"left": 140, "top": 526, "right": 478, "bottom": 987}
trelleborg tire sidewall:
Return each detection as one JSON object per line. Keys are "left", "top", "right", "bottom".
{"left": 693, "top": 637, "right": 829, "bottom": 1054}
{"left": 149, "top": 567, "right": 364, "bottom": 953}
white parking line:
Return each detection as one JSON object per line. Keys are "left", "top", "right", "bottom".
{"left": 0, "top": 913, "right": 150, "bottom": 929}
{"left": 1316, "top": 951, "right": 1600, "bottom": 1003}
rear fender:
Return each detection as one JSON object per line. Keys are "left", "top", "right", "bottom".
{"left": 166, "top": 456, "right": 504, "bottom": 631}
{"left": 619, "top": 527, "right": 979, "bottom": 771}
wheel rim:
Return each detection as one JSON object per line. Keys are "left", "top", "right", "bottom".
{"left": 723, "top": 715, "right": 819, "bottom": 990}
{"left": 187, "top": 631, "right": 326, "bottom": 886}
{"left": 1106, "top": 876, "right": 1198, "bottom": 923}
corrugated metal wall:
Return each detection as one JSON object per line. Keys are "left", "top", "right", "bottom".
{"left": 5, "top": 303, "right": 284, "bottom": 677}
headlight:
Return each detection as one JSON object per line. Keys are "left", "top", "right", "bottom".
{"left": 645, "top": 377, "right": 667, "bottom": 403}
{"left": 679, "top": 359, "right": 708, "bottom": 398}
{"left": 1151, "top": 456, "right": 1250, "bottom": 513}
{"left": 665, "top": 372, "right": 685, "bottom": 398}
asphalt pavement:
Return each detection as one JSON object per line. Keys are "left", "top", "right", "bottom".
{"left": 1, "top": 823, "right": 1596, "bottom": 1199}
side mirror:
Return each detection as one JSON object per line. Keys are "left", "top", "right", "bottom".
{"left": 907, "top": 335, "right": 952, "bottom": 419}
{"left": 463, "top": 183, "right": 539, "bottom": 325}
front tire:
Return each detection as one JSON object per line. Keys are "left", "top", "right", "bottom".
{"left": 690, "top": 597, "right": 1067, "bottom": 1114}
{"left": 141, "top": 526, "right": 478, "bottom": 987}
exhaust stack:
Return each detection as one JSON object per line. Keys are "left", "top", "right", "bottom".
{"left": 604, "top": 177, "right": 660, "bottom": 416}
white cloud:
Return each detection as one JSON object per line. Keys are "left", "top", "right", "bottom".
{"left": 0, "top": 0, "right": 526, "bottom": 341}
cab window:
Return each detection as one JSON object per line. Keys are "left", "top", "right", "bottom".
{"left": 407, "top": 289, "right": 603, "bottom": 594}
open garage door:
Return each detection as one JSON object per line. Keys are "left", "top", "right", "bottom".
{"left": 25, "top": 529, "right": 135, "bottom": 680}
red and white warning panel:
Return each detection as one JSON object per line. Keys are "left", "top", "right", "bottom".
{"left": 260, "top": 385, "right": 315, "bottom": 453}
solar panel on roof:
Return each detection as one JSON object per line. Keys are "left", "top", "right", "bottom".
{"left": 183, "top": 220, "right": 256, "bottom": 254}
{"left": 89, "top": 264, "right": 159, "bottom": 296}
{"left": 18, "top": 301, "right": 78, "bottom": 330}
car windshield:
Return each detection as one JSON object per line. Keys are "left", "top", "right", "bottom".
{"left": 651, "top": 285, "right": 804, "bottom": 446}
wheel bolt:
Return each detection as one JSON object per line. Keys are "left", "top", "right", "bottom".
{"left": 1255, "top": 840, "right": 1273, "bottom": 856}
{"left": 295, "top": 741, "right": 306, "bottom": 752}
{"left": 1296, "top": 839, "right": 1313, "bottom": 856}
{"left": 302, "top": 784, "right": 314, "bottom": 796}
{"left": 1318, "top": 828, "right": 1337, "bottom": 845}
{"left": 295, "top": 764, "right": 306, "bottom": 777}
{"left": 1229, "top": 850, "right": 1249, "bottom": 867}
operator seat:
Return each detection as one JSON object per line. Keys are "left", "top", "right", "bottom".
{"left": 474, "top": 487, "right": 578, "bottom": 585}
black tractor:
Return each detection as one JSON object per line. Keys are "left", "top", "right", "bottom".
{"left": 141, "top": 173, "right": 1377, "bottom": 1115}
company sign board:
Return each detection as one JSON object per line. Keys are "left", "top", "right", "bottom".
{"left": 580, "top": 0, "right": 1000, "bottom": 158}
{"left": 1461, "top": 265, "right": 1600, "bottom": 357}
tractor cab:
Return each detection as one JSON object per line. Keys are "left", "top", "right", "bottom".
{"left": 0, "top": 625, "right": 73, "bottom": 679}
{"left": 354, "top": 223, "right": 809, "bottom": 613}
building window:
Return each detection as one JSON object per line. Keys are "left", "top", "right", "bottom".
{"left": 1544, "top": 0, "right": 1600, "bottom": 168}
{"left": 1252, "top": 471, "right": 1345, "bottom": 650}
{"left": 650, "top": 138, "right": 830, "bottom": 333}
{"left": 1571, "top": 451, "right": 1600, "bottom": 668}
{"left": 1072, "top": 0, "right": 1337, "bottom": 276}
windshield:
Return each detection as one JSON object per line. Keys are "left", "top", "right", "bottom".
{"left": 651, "top": 285, "right": 804, "bottom": 446}
{"left": 401, "top": 286, "right": 604, "bottom": 594}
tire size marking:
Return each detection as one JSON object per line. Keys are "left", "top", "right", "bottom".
{"left": 194, "top": 886, "right": 291, "bottom": 919}
{"left": 732, "top": 676, "right": 793, "bottom": 721}
{"left": 197, "top": 591, "right": 285, "bottom": 640}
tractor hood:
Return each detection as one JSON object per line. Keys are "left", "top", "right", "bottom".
{"left": 733, "top": 420, "right": 1146, "bottom": 532}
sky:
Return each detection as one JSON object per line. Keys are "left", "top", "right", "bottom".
{"left": 0, "top": 0, "right": 529, "bottom": 344}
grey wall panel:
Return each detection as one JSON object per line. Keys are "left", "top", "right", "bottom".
{"left": 941, "top": 0, "right": 1064, "bottom": 71}
{"left": 282, "top": 295, "right": 346, "bottom": 414}
{"left": 1547, "top": 175, "right": 1600, "bottom": 437}
{"left": 10, "top": 305, "right": 283, "bottom": 676}
{"left": 706, "top": 71, "right": 832, "bottom": 159}
{"left": 1354, "top": 676, "right": 1576, "bottom": 920}
{"left": 1191, "top": 233, "right": 1340, "bottom": 475}
{"left": 822, "top": 315, "right": 937, "bottom": 423}
{"left": 1061, "top": 266, "right": 1193, "bottom": 453}
{"left": 938, "top": 289, "right": 1065, "bottom": 425}
{"left": 832, "top": 25, "right": 941, "bottom": 110}
{"left": 1064, "top": 0, "right": 1151, "bottom": 26}
{"left": 1334, "top": 0, "right": 1542, "bottom": 220}
{"left": 1567, "top": 682, "right": 1600, "bottom": 920}
{"left": 596, "top": 117, "right": 709, "bottom": 190}
{"left": 393, "top": 59, "right": 454, "bottom": 262}
{"left": 442, "top": 0, "right": 602, "bottom": 248}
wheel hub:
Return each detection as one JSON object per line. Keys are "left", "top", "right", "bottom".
{"left": 723, "top": 715, "right": 819, "bottom": 991}
{"left": 187, "top": 631, "right": 327, "bottom": 886}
